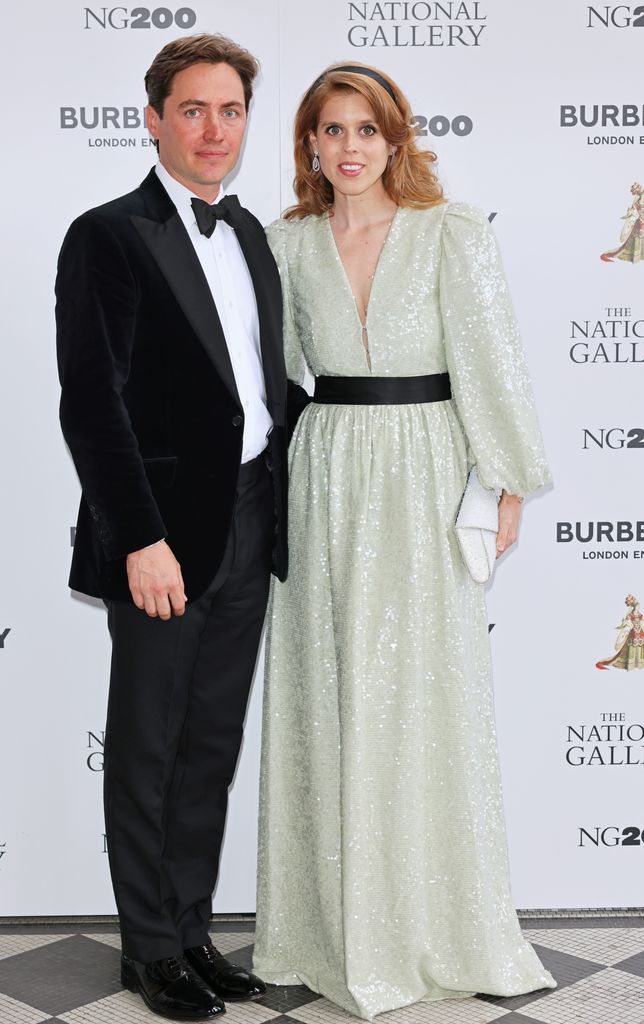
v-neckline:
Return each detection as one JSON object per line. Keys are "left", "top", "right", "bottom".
{"left": 324, "top": 207, "right": 400, "bottom": 370}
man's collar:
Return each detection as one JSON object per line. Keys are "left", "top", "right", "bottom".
{"left": 155, "top": 162, "right": 227, "bottom": 212}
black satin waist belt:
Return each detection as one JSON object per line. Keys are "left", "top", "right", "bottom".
{"left": 313, "top": 373, "right": 451, "bottom": 405}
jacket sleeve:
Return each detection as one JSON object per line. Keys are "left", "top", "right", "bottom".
{"left": 56, "top": 212, "right": 166, "bottom": 559}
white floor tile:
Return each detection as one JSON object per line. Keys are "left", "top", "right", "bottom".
{"left": 287, "top": 995, "right": 508, "bottom": 1024}
{"left": 0, "top": 934, "right": 70, "bottom": 962}
{"left": 513, "top": 967, "right": 644, "bottom": 1024}
{"left": 0, "top": 991, "right": 51, "bottom": 1023}
{"left": 523, "top": 927, "right": 644, "bottom": 966}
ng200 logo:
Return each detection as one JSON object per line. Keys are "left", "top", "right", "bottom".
{"left": 583, "top": 428, "right": 644, "bottom": 450}
{"left": 579, "top": 826, "right": 644, "bottom": 846}
{"left": 587, "top": 5, "right": 644, "bottom": 27}
{"left": 83, "top": 6, "right": 196, "bottom": 29}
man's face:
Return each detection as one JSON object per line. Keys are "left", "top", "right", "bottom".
{"left": 146, "top": 61, "right": 247, "bottom": 200}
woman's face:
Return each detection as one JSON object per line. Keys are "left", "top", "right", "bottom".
{"left": 309, "top": 90, "right": 393, "bottom": 200}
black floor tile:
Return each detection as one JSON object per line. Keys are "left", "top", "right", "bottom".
{"left": 533, "top": 942, "right": 605, "bottom": 982}
{"left": 226, "top": 942, "right": 255, "bottom": 970}
{"left": 0, "top": 934, "right": 121, "bottom": 1015}
{"left": 258, "top": 983, "right": 320, "bottom": 1013}
{"left": 476, "top": 943, "right": 604, "bottom": 1012}
{"left": 475, "top": 987, "right": 554, "bottom": 1014}
{"left": 614, "top": 948, "right": 644, "bottom": 978}
{"left": 497, "top": 1015, "right": 553, "bottom": 1023}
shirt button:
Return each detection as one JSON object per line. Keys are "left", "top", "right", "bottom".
{"left": 232, "top": 414, "right": 243, "bottom": 427}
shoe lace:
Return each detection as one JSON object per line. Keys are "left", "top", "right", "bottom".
{"left": 165, "top": 955, "right": 190, "bottom": 980}
{"left": 201, "top": 944, "right": 222, "bottom": 964}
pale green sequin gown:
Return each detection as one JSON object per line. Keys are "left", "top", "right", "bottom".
{"left": 253, "top": 203, "right": 555, "bottom": 1019}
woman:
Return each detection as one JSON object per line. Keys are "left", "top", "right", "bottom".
{"left": 253, "top": 63, "right": 555, "bottom": 1018}
{"left": 596, "top": 594, "right": 644, "bottom": 670}
{"left": 601, "top": 182, "right": 644, "bottom": 263}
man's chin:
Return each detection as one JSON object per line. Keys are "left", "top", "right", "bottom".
{"left": 193, "top": 161, "right": 236, "bottom": 184}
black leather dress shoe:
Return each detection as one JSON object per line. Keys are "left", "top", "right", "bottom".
{"left": 121, "top": 953, "right": 226, "bottom": 1020}
{"left": 184, "top": 943, "right": 267, "bottom": 1001}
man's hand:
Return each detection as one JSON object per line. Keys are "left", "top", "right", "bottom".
{"left": 496, "top": 492, "right": 524, "bottom": 558}
{"left": 126, "top": 541, "right": 187, "bottom": 619}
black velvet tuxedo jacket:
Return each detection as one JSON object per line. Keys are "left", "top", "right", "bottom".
{"left": 56, "top": 168, "right": 288, "bottom": 603}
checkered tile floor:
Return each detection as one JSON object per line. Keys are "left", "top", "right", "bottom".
{"left": 0, "top": 918, "right": 643, "bottom": 1023}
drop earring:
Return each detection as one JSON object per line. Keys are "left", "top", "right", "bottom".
{"left": 312, "top": 151, "right": 320, "bottom": 172}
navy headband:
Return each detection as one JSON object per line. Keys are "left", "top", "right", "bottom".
{"left": 307, "top": 65, "right": 397, "bottom": 104}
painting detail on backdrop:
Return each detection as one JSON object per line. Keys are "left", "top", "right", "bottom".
{"left": 601, "top": 182, "right": 644, "bottom": 262}
{"left": 596, "top": 594, "right": 644, "bottom": 670}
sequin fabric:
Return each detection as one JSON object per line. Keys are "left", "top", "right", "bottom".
{"left": 253, "top": 204, "right": 555, "bottom": 1019}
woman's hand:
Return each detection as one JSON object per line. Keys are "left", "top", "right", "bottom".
{"left": 496, "top": 492, "right": 524, "bottom": 558}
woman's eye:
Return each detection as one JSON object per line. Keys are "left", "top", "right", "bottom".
{"left": 326, "top": 125, "right": 342, "bottom": 136}
{"left": 362, "top": 124, "right": 377, "bottom": 136}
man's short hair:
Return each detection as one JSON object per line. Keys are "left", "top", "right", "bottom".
{"left": 145, "top": 33, "right": 259, "bottom": 116}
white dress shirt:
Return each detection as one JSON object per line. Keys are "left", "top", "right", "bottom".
{"left": 155, "top": 163, "right": 272, "bottom": 463}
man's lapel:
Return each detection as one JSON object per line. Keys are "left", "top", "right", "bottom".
{"left": 130, "top": 170, "right": 241, "bottom": 407}
{"left": 233, "top": 220, "right": 286, "bottom": 420}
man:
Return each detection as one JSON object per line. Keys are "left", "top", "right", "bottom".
{"left": 56, "top": 33, "right": 287, "bottom": 1021}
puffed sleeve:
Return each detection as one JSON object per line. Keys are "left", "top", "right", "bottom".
{"left": 265, "top": 218, "right": 306, "bottom": 386}
{"left": 439, "top": 203, "right": 552, "bottom": 497}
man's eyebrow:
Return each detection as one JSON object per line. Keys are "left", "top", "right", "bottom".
{"left": 176, "top": 99, "right": 244, "bottom": 110}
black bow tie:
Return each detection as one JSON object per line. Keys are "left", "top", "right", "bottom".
{"left": 191, "top": 195, "right": 243, "bottom": 237}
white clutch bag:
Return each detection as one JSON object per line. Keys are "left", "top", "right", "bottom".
{"left": 454, "top": 467, "right": 499, "bottom": 584}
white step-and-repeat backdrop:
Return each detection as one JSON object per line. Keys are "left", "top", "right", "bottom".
{"left": 1, "top": 0, "right": 643, "bottom": 914}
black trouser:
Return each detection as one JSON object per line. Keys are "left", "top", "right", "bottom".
{"left": 104, "top": 455, "right": 273, "bottom": 963}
